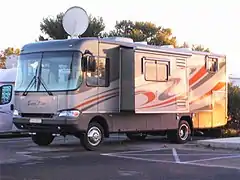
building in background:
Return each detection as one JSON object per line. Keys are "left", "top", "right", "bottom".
{"left": 229, "top": 74, "right": 240, "bottom": 87}
{"left": 5, "top": 54, "right": 18, "bottom": 69}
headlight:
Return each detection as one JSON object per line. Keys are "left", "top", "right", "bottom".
{"left": 13, "top": 110, "right": 19, "bottom": 116}
{"left": 58, "top": 110, "right": 80, "bottom": 117}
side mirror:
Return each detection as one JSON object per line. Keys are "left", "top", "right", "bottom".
{"left": 81, "top": 56, "right": 87, "bottom": 72}
{"left": 81, "top": 55, "right": 96, "bottom": 72}
{"left": 87, "top": 56, "right": 96, "bottom": 72}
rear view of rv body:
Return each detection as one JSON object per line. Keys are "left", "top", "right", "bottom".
{"left": 187, "top": 52, "right": 227, "bottom": 132}
{"left": 12, "top": 37, "right": 227, "bottom": 150}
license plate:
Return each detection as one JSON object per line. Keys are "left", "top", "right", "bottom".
{"left": 29, "top": 118, "right": 42, "bottom": 124}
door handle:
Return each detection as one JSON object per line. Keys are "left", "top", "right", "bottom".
{"left": 10, "top": 104, "right": 14, "bottom": 111}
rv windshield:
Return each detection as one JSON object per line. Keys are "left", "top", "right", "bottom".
{"left": 15, "top": 51, "right": 82, "bottom": 92}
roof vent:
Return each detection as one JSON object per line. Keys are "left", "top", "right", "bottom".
{"left": 160, "top": 45, "right": 174, "bottom": 48}
{"left": 180, "top": 47, "right": 192, "bottom": 51}
{"left": 103, "top": 37, "right": 134, "bottom": 43}
{"left": 135, "top": 41, "right": 148, "bottom": 45}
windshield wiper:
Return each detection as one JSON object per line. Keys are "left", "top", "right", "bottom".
{"left": 22, "top": 74, "right": 53, "bottom": 96}
{"left": 22, "top": 69, "right": 38, "bottom": 96}
{"left": 36, "top": 56, "right": 53, "bottom": 96}
{"left": 37, "top": 76, "right": 53, "bottom": 96}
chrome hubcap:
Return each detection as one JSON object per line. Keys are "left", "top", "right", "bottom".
{"left": 87, "top": 127, "right": 102, "bottom": 146}
{"left": 179, "top": 124, "right": 189, "bottom": 141}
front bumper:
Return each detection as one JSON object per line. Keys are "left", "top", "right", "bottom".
{"left": 13, "top": 116, "right": 81, "bottom": 134}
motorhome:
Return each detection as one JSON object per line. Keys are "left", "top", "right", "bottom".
{"left": 11, "top": 36, "right": 227, "bottom": 150}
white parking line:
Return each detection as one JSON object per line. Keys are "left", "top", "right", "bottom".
{"left": 114, "top": 153, "right": 239, "bottom": 156}
{"left": 101, "top": 147, "right": 171, "bottom": 156}
{"left": 172, "top": 148, "right": 180, "bottom": 163}
{"left": 102, "top": 153, "right": 176, "bottom": 164}
{"left": 182, "top": 154, "right": 240, "bottom": 163}
{"left": 101, "top": 147, "right": 240, "bottom": 171}
{"left": 185, "top": 162, "right": 240, "bottom": 171}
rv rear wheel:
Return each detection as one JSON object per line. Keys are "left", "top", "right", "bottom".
{"left": 31, "top": 133, "right": 54, "bottom": 146}
{"left": 167, "top": 120, "right": 191, "bottom": 144}
{"left": 126, "top": 133, "right": 147, "bottom": 141}
{"left": 80, "top": 122, "right": 104, "bottom": 151}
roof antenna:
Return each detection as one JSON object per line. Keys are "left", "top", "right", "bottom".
{"left": 62, "top": 6, "right": 89, "bottom": 39}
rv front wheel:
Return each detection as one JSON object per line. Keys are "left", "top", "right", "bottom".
{"left": 31, "top": 133, "right": 54, "bottom": 146}
{"left": 80, "top": 122, "right": 104, "bottom": 151}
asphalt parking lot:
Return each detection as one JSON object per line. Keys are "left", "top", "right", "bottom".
{"left": 0, "top": 136, "right": 240, "bottom": 180}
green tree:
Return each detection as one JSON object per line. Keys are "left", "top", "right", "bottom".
{"left": 178, "top": 42, "right": 210, "bottom": 52}
{"left": 107, "top": 20, "right": 177, "bottom": 47}
{"left": 38, "top": 13, "right": 106, "bottom": 40}
{"left": 228, "top": 82, "right": 240, "bottom": 122}
{"left": 0, "top": 47, "right": 20, "bottom": 69}
{"left": 192, "top": 44, "right": 210, "bottom": 52}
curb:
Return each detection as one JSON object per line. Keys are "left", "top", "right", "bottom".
{"left": 196, "top": 139, "right": 240, "bottom": 150}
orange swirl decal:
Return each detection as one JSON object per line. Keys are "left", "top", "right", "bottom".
{"left": 189, "top": 65, "right": 207, "bottom": 86}
{"left": 190, "top": 82, "right": 225, "bottom": 104}
{"left": 137, "top": 91, "right": 156, "bottom": 106}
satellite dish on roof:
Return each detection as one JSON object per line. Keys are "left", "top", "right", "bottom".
{"left": 62, "top": 6, "right": 89, "bottom": 38}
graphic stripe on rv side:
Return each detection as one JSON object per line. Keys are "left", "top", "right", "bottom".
{"left": 189, "top": 64, "right": 225, "bottom": 90}
{"left": 189, "top": 82, "right": 225, "bottom": 105}
{"left": 136, "top": 95, "right": 182, "bottom": 109}
{"left": 189, "top": 65, "right": 207, "bottom": 86}
{"left": 134, "top": 66, "right": 209, "bottom": 108}
{"left": 72, "top": 82, "right": 224, "bottom": 111}
{"left": 81, "top": 94, "right": 119, "bottom": 111}
{"left": 85, "top": 87, "right": 119, "bottom": 99}
{"left": 135, "top": 90, "right": 156, "bottom": 106}
{"left": 74, "top": 91, "right": 119, "bottom": 109}
{"left": 136, "top": 81, "right": 225, "bottom": 110}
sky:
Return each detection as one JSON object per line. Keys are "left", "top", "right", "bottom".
{"left": 0, "top": 0, "right": 239, "bottom": 75}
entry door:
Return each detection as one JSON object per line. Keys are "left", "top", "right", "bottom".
{"left": 97, "top": 56, "right": 114, "bottom": 112}
{"left": 212, "top": 91, "right": 227, "bottom": 127}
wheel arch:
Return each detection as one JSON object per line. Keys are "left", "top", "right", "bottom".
{"left": 180, "top": 115, "right": 193, "bottom": 132}
{"left": 89, "top": 115, "right": 109, "bottom": 138}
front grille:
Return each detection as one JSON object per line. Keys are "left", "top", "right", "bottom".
{"left": 21, "top": 113, "right": 54, "bottom": 118}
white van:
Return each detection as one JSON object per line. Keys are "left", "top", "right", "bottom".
{"left": 0, "top": 68, "right": 18, "bottom": 133}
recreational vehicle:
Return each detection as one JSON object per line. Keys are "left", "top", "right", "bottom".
{"left": 12, "top": 36, "right": 227, "bottom": 150}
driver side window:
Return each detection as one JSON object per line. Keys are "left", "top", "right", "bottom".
{"left": 86, "top": 57, "right": 109, "bottom": 87}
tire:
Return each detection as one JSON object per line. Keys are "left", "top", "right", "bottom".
{"left": 167, "top": 120, "right": 191, "bottom": 144}
{"left": 80, "top": 122, "right": 104, "bottom": 151}
{"left": 31, "top": 133, "right": 54, "bottom": 146}
{"left": 126, "top": 133, "right": 147, "bottom": 141}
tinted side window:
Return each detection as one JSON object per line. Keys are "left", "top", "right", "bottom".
{"left": 0, "top": 85, "right": 12, "bottom": 105}
{"left": 206, "top": 56, "right": 218, "bottom": 73}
